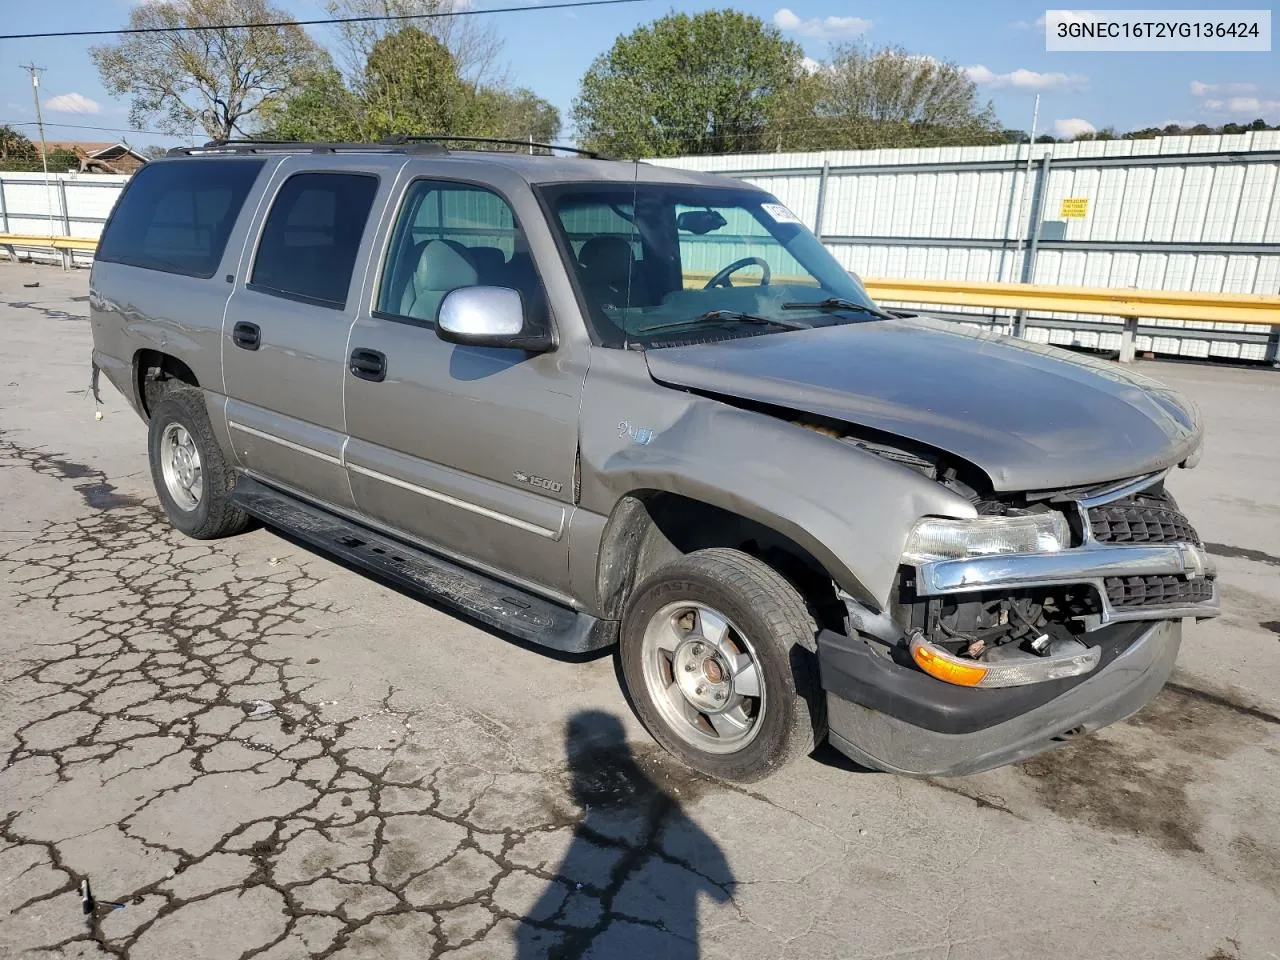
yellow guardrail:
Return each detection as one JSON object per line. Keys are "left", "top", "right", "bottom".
{"left": 5, "top": 235, "right": 1277, "bottom": 330}
{"left": 0, "top": 233, "right": 99, "bottom": 253}
{"left": 862, "top": 277, "right": 1280, "bottom": 327}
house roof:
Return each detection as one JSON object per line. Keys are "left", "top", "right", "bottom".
{"left": 36, "top": 141, "right": 146, "bottom": 159}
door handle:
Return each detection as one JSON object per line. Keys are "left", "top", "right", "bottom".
{"left": 349, "top": 348, "right": 387, "bottom": 382}
{"left": 232, "top": 321, "right": 261, "bottom": 351}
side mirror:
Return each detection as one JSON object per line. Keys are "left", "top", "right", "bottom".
{"left": 436, "top": 286, "right": 553, "bottom": 352}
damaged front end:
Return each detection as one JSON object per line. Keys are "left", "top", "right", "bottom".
{"left": 818, "top": 466, "right": 1218, "bottom": 776}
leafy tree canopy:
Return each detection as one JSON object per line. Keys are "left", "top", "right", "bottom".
{"left": 262, "top": 26, "right": 560, "bottom": 147}
{"left": 572, "top": 10, "right": 803, "bottom": 157}
{"left": 90, "top": 0, "right": 323, "bottom": 141}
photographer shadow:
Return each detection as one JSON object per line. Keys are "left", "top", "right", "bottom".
{"left": 516, "top": 711, "right": 736, "bottom": 959}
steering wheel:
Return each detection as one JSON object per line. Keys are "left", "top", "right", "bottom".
{"left": 704, "top": 256, "right": 771, "bottom": 289}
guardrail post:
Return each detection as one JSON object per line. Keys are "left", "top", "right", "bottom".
{"left": 57, "top": 178, "right": 72, "bottom": 270}
{"left": 1014, "top": 155, "right": 1053, "bottom": 338}
{"left": 0, "top": 177, "right": 12, "bottom": 263}
{"left": 1118, "top": 317, "right": 1140, "bottom": 362}
{"left": 813, "top": 160, "right": 830, "bottom": 239}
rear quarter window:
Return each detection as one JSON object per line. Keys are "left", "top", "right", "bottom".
{"left": 96, "top": 159, "right": 265, "bottom": 278}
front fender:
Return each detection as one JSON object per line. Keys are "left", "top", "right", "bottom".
{"left": 579, "top": 358, "right": 976, "bottom": 610}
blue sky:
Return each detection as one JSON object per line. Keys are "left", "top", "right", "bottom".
{"left": 1, "top": 0, "right": 1276, "bottom": 150}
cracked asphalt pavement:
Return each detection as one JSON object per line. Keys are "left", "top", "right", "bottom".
{"left": 2, "top": 261, "right": 1279, "bottom": 960}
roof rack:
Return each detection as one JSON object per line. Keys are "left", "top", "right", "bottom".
{"left": 166, "top": 136, "right": 610, "bottom": 161}
{"left": 166, "top": 138, "right": 446, "bottom": 157}
{"left": 377, "top": 135, "right": 609, "bottom": 159}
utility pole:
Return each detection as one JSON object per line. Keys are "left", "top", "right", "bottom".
{"left": 20, "top": 63, "right": 59, "bottom": 238}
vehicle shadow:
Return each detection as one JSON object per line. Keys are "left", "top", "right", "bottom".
{"left": 516, "top": 710, "right": 736, "bottom": 959}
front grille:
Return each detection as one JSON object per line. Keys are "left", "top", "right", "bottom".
{"left": 1104, "top": 575, "right": 1215, "bottom": 608}
{"left": 1088, "top": 490, "right": 1200, "bottom": 545}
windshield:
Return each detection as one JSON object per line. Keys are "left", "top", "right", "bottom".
{"left": 541, "top": 183, "right": 883, "bottom": 347}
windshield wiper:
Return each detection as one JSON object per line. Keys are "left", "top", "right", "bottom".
{"left": 781, "top": 297, "right": 895, "bottom": 320}
{"left": 635, "top": 309, "right": 811, "bottom": 334}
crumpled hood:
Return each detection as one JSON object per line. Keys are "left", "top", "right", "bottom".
{"left": 644, "top": 317, "right": 1202, "bottom": 492}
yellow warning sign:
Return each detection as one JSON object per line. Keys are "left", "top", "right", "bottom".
{"left": 1060, "top": 197, "right": 1089, "bottom": 218}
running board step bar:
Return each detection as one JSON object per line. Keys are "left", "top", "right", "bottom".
{"left": 231, "top": 475, "right": 614, "bottom": 653}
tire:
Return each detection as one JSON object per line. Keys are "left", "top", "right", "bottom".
{"left": 618, "top": 548, "right": 827, "bottom": 783}
{"left": 147, "top": 385, "right": 250, "bottom": 540}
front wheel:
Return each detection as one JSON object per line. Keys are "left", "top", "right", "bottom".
{"left": 619, "top": 548, "right": 826, "bottom": 782}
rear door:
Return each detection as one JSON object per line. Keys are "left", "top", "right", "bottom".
{"left": 342, "top": 170, "right": 585, "bottom": 596}
{"left": 221, "top": 155, "right": 401, "bottom": 508}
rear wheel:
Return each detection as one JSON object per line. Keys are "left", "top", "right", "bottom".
{"left": 147, "top": 386, "right": 250, "bottom": 539}
{"left": 619, "top": 548, "right": 826, "bottom": 782}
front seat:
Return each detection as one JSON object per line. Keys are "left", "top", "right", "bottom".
{"left": 400, "top": 239, "right": 479, "bottom": 322}
{"left": 577, "top": 235, "right": 637, "bottom": 309}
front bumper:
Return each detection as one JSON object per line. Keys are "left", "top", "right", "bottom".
{"left": 914, "top": 541, "right": 1219, "bottom": 627}
{"left": 819, "top": 618, "right": 1180, "bottom": 777}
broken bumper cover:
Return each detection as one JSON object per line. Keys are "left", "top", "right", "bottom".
{"left": 818, "top": 618, "right": 1180, "bottom": 777}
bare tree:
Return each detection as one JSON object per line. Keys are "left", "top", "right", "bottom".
{"left": 90, "top": 0, "right": 324, "bottom": 141}
{"left": 328, "top": 0, "right": 506, "bottom": 94}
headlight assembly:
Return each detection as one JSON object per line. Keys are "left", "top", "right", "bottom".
{"left": 902, "top": 513, "right": 1070, "bottom": 563}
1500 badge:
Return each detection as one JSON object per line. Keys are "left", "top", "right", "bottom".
{"left": 513, "top": 471, "right": 563, "bottom": 493}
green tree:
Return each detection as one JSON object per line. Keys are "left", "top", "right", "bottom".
{"left": 262, "top": 26, "right": 560, "bottom": 146}
{"left": 772, "top": 45, "right": 1002, "bottom": 151}
{"left": 470, "top": 87, "right": 561, "bottom": 146}
{"left": 90, "top": 0, "right": 323, "bottom": 141}
{"left": 360, "top": 27, "right": 470, "bottom": 139}
{"left": 572, "top": 10, "right": 803, "bottom": 157}
{"left": 0, "top": 125, "right": 37, "bottom": 168}
{"left": 260, "top": 64, "right": 363, "bottom": 141}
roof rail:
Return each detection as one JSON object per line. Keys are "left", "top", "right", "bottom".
{"left": 166, "top": 138, "right": 445, "bottom": 157}
{"left": 378, "top": 134, "right": 609, "bottom": 159}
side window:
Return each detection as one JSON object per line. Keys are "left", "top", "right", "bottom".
{"left": 249, "top": 172, "right": 379, "bottom": 309}
{"left": 96, "top": 158, "right": 264, "bottom": 278}
{"left": 377, "top": 180, "right": 542, "bottom": 324}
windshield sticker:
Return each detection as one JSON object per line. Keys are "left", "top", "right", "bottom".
{"left": 761, "top": 202, "right": 802, "bottom": 225}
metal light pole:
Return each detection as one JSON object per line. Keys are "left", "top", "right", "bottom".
{"left": 1010, "top": 94, "right": 1041, "bottom": 285}
{"left": 21, "top": 63, "right": 59, "bottom": 239}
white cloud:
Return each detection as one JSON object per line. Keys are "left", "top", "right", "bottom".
{"left": 1011, "top": 15, "right": 1048, "bottom": 30}
{"left": 1189, "top": 80, "right": 1259, "bottom": 97}
{"left": 800, "top": 56, "right": 823, "bottom": 74}
{"left": 964, "top": 65, "right": 1088, "bottom": 92}
{"left": 44, "top": 92, "right": 102, "bottom": 115}
{"left": 1203, "top": 95, "right": 1280, "bottom": 114}
{"left": 1054, "top": 117, "right": 1096, "bottom": 139}
{"left": 773, "top": 7, "right": 872, "bottom": 38}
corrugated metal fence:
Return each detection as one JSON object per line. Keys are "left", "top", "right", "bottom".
{"left": 651, "top": 132, "right": 1280, "bottom": 363}
{"left": 4, "top": 135, "right": 1279, "bottom": 363}
{"left": 0, "top": 171, "right": 129, "bottom": 268}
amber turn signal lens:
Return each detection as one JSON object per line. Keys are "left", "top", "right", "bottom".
{"left": 911, "top": 640, "right": 988, "bottom": 687}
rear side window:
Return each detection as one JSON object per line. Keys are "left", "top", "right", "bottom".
{"left": 249, "top": 172, "right": 379, "bottom": 309}
{"left": 96, "top": 159, "right": 264, "bottom": 278}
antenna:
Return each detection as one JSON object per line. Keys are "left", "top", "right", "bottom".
{"left": 19, "top": 63, "right": 58, "bottom": 238}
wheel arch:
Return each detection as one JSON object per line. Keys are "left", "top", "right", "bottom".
{"left": 594, "top": 490, "right": 851, "bottom": 631}
{"left": 134, "top": 349, "right": 199, "bottom": 420}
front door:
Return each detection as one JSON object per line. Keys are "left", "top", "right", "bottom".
{"left": 221, "top": 156, "right": 399, "bottom": 509}
{"left": 342, "top": 174, "right": 583, "bottom": 596}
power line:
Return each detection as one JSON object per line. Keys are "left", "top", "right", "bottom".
{"left": 0, "top": 0, "right": 648, "bottom": 41}
{"left": 4, "top": 119, "right": 177, "bottom": 138}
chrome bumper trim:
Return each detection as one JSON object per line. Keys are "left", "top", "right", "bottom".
{"left": 918, "top": 543, "right": 1215, "bottom": 594}
{"left": 914, "top": 542, "right": 1220, "bottom": 627}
